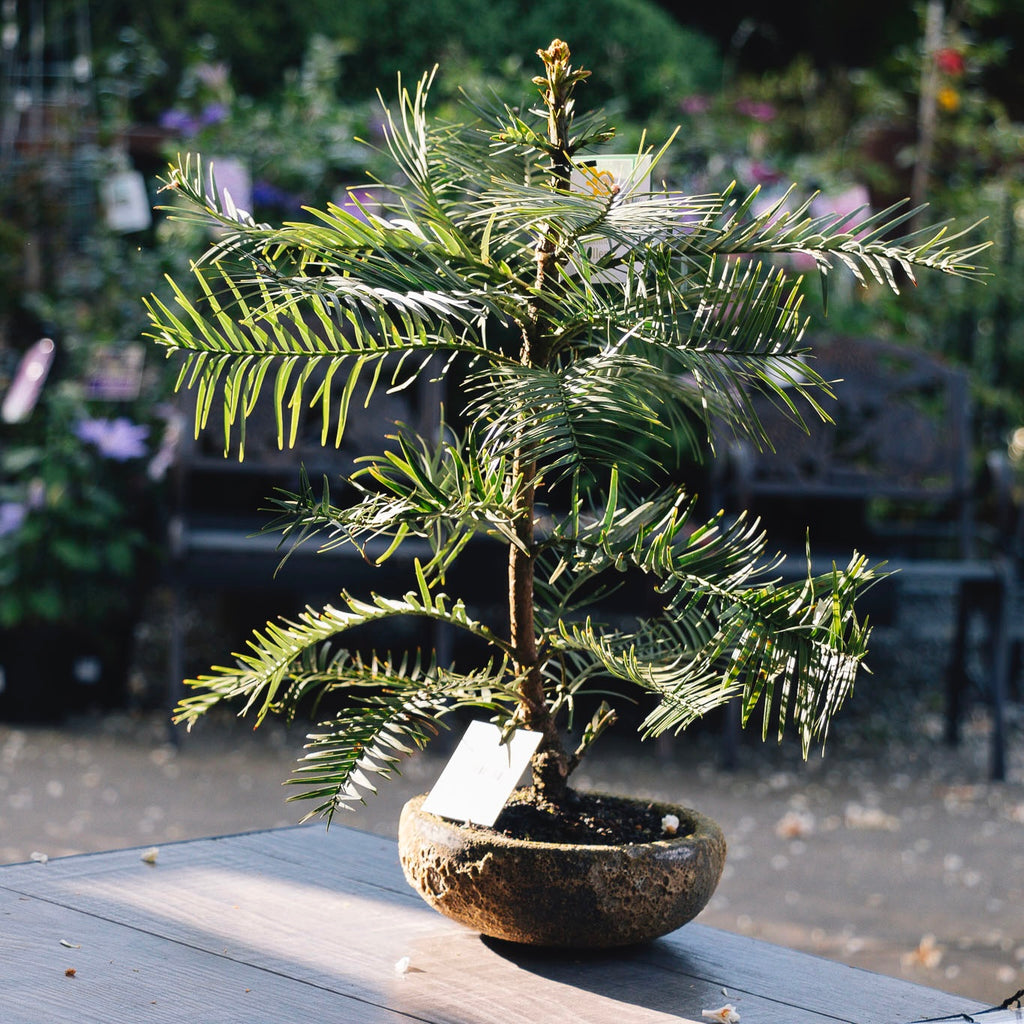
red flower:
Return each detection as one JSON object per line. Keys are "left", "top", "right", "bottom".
{"left": 936, "top": 48, "right": 965, "bottom": 76}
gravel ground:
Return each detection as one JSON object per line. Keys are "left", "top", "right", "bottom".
{"left": 2, "top": 702, "right": 1023, "bottom": 1008}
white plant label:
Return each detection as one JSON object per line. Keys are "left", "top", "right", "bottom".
{"left": 571, "top": 153, "right": 652, "bottom": 200}
{"left": 570, "top": 153, "right": 652, "bottom": 283}
{"left": 421, "top": 721, "right": 543, "bottom": 827}
{"left": 102, "top": 170, "right": 152, "bottom": 233}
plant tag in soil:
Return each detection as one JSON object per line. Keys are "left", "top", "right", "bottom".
{"left": 421, "top": 721, "right": 543, "bottom": 827}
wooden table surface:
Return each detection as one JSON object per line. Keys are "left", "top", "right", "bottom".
{"left": 1, "top": 824, "right": 988, "bottom": 1024}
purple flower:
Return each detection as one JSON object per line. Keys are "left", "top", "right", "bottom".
{"left": 73, "top": 417, "right": 150, "bottom": 461}
{"left": 199, "top": 102, "right": 229, "bottom": 126}
{"left": 194, "top": 61, "right": 229, "bottom": 90}
{"left": 334, "top": 187, "right": 380, "bottom": 224}
{"left": 749, "top": 161, "right": 783, "bottom": 185}
{"left": 0, "top": 502, "right": 26, "bottom": 537}
{"left": 680, "top": 95, "right": 711, "bottom": 116}
{"left": 159, "top": 108, "right": 198, "bottom": 136}
{"left": 252, "top": 180, "right": 302, "bottom": 211}
{"left": 734, "top": 99, "right": 777, "bottom": 123}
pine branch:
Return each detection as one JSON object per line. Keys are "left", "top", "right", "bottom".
{"left": 285, "top": 653, "right": 519, "bottom": 823}
{"left": 710, "top": 185, "right": 991, "bottom": 286}
{"left": 144, "top": 265, "right": 508, "bottom": 458}
{"left": 541, "top": 485, "right": 878, "bottom": 753}
{"left": 553, "top": 552, "right": 877, "bottom": 754}
{"left": 265, "top": 433, "right": 526, "bottom": 582}
{"left": 287, "top": 691, "right": 447, "bottom": 822}
{"left": 172, "top": 570, "right": 513, "bottom": 729}
{"left": 465, "top": 351, "right": 675, "bottom": 480}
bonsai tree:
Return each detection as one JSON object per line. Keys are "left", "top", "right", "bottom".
{"left": 147, "top": 41, "right": 987, "bottom": 821}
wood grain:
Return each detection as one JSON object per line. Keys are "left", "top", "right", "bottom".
{"left": 0, "top": 826, "right": 988, "bottom": 1024}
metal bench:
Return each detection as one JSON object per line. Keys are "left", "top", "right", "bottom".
{"left": 711, "top": 334, "right": 1017, "bottom": 779}
{"left": 164, "top": 374, "right": 443, "bottom": 718}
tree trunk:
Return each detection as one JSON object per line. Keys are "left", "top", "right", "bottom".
{"left": 507, "top": 39, "right": 588, "bottom": 806}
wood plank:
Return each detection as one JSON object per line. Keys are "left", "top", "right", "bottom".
{"left": 0, "top": 888, "right": 418, "bottom": 1023}
{"left": 0, "top": 827, "right": 989, "bottom": 1024}
{"left": 2, "top": 837, "right": 738, "bottom": 1023}
{"left": 228, "top": 827, "right": 992, "bottom": 1024}
{"left": 645, "top": 928, "right": 983, "bottom": 1024}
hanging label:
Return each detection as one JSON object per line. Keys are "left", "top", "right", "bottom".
{"left": 421, "top": 720, "right": 543, "bottom": 827}
{"left": 102, "top": 170, "right": 152, "bottom": 233}
{"left": 84, "top": 342, "right": 146, "bottom": 400}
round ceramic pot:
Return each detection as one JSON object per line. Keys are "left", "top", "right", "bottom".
{"left": 398, "top": 793, "right": 727, "bottom": 948}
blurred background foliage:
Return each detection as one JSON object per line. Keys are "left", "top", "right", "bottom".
{"left": 2, "top": 0, "right": 1024, "bottom": 707}
{"left": 82, "top": 0, "right": 721, "bottom": 122}
{"left": 4, "top": 0, "right": 1023, "bottom": 488}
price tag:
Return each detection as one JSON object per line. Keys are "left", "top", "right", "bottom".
{"left": 421, "top": 721, "right": 543, "bottom": 827}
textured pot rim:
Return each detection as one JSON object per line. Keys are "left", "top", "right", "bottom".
{"left": 399, "top": 790, "right": 729, "bottom": 947}
{"left": 402, "top": 791, "right": 724, "bottom": 853}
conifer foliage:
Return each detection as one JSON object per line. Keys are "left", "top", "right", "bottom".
{"left": 146, "top": 41, "right": 987, "bottom": 818}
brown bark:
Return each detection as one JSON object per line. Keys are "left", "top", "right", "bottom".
{"left": 507, "top": 39, "right": 589, "bottom": 804}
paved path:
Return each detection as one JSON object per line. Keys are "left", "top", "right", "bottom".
{"left": 1, "top": 707, "right": 1022, "bottom": 1007}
